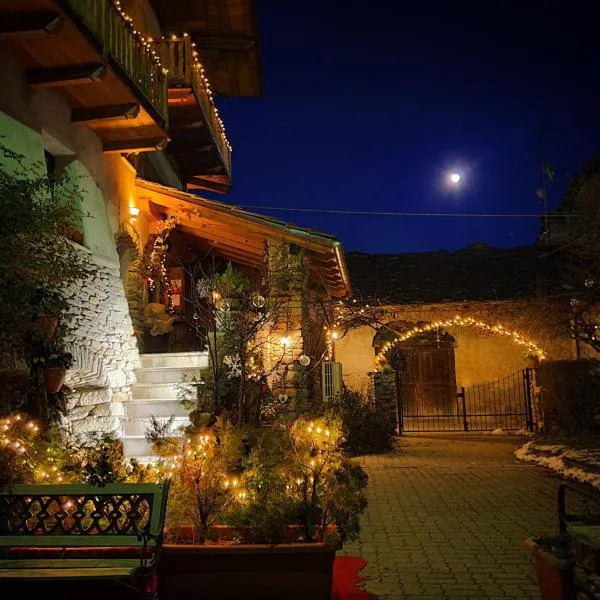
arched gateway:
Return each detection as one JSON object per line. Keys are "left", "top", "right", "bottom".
{"left": 372, "top": 317, "right": 546, "bottom": 433}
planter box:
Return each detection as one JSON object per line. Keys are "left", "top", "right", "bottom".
{"left": 525, "top": 537, "right": 574, "bottom": 600}
{"left": 158, "top": 542, "right": 336, "bottom": 600}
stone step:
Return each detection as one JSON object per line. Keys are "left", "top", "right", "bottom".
{"left": 140, "top": 351, "right": 209, "bottom": 370}
{"left": 131, "top": 382, "right": 196, "bottom": 401}
{"left": 122, "top": 436, "right": 154, "bottom": 459}
{"left": 135, "top": 366, "right": 205, "bottom": 385}
{"left": 123, "top": 416, "right": 190, "bottom": 437}
{"left": 126, "top": 399, "right": 189, "bottom": 419}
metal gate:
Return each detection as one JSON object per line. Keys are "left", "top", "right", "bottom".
{"left": 397, "top": 369, "right": 536, "bottom": 433}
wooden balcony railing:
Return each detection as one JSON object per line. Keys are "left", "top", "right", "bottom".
{"left": 62, "top": 0, "right": 168, "bottom": 127}
{"left": 162, "top": 36, "right": 232, "bottom": 175}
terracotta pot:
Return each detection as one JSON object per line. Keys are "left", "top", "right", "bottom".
{"left": 46, "top": 367, "right": 67, "bottom": 394}
{"left": 525, "top": 537, "right": 574, "bottom": 600}
{"left": 36, "top": 314, "right": 59, "bottom": 337}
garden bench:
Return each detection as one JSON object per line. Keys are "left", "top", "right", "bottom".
{"left": 0, "top": 482, "right": 169, "bottom": 598}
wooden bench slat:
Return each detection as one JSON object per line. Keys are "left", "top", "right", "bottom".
{"left": 0, "top": 558, "right": 141, "bottom": 580}
{"left": 0, "top": 558, "right": 141, "bottom": 570}
{"left": 0, "top": 567, "right": 137, "bottom": 580}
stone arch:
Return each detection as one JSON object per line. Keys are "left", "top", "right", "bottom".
{"left": 116, "top": 222, "right": 145, "bottom": 340}
{"left": 375, "top": 315, "right": 547, "bottom": 370}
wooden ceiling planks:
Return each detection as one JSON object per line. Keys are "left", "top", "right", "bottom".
{"left": 138, "top": 179, "right": 349, "bottom": 297}
{"left": 0, "top": 0, "right": 167, "bottom": 149}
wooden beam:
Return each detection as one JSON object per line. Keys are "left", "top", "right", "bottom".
{"left": 187, "top": 177, "right": 231, "bottom": 195}
{"left": 0, "top": 12, "right": 63, "bottom": 37}
{"left": 72, "top": 103, "right": 140, "bottom": 125}
{"left": 27, "top": 63, "right": 106, "bottom": 88}
{"left": 192, "top": 35, "right": 255, "bottom": 51}
{"left": 178, "top": 223, "right": 264, "bottom": 256}
{"left": 103, "top": 138, "right": 168, "bottom": 154}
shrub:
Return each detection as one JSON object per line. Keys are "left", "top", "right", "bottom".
{"left": 537, "top": 359, "right": 600, "bottom": 435}
{"left": 327, "top": 389, "right": 395, "bottom": 455}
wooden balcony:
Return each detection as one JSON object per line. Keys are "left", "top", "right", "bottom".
{"left": 0, "top": 0, "right": 169, "bottom": 152}
{"left": 159, "top": 36, "right": 232, "bottom": 194}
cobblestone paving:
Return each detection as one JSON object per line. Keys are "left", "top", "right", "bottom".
{"left": 342, "top": 434, "right": 559, "bottom": 600}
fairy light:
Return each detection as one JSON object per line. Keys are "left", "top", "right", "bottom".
{"left": 110, "top": 2, "right": 167, "bottom": 75}
{"left": 163, "top": 34, "right": 232, "bottom": 152}
{"left": 375, "top": 316, "right": 547, "bottom": 368}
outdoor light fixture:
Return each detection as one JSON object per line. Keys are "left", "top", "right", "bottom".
{"left": 280, "top": 336, "right": 291, "bottom": 347}
{"left": 129, "top": 206, "right": 140, "bottom": 221}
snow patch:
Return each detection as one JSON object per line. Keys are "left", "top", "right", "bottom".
{"left": 515, "top": 441, "right": 600, "bottom": 489}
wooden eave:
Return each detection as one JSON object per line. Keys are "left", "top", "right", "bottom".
{"left": 137, "top": 179, "right": 350, "bottom": 297}
{"left": 166, "top": 87, "right": 231, "bottom": 193}
{"left": 149, "top": 0, "right": 262, "bottom": 97}
{"left": 0, "top": 0, "right": 168, "bottom": 152}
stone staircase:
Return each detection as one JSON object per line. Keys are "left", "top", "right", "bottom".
{"left": 122, "top": 351, "right": 209, "bottom": 461}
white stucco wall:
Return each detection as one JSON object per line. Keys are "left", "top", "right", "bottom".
{"left": 0, "top": 53, "right": 141, "bottom": 438}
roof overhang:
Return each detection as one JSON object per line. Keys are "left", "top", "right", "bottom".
{"left": 136, "top": 179, "right": 350, "bottom": 297}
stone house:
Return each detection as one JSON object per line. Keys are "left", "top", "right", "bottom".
{"left": 0, "top": 0, "right": 258, "bottom": 448}
{"left": 0, "top": 0, "right": 351, "bottom": 459}
{"left": 335, "top": 243, "right": 578, "bottom": 432}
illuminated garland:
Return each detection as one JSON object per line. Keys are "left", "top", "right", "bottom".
{"left": 145, "top": 217, "right": 179, "bottom": 310}
{"left": 111, "top": 1, "right": 167, "bottom": 74}
{"left": 375, "top": 315, "right": 547, "bottom": 368}
{"left": 110, "top": 3, "right": 231, "bottom": 152}
{"left": 165, "top": 34, "right": 232, "bottom": 152}
{"left": 0, "top": 414, "right": 64, "bottom": 483}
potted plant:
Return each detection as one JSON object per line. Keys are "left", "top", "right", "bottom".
{"left": 152, "top": 417, "right": 368, "bottom": 600}
{"left": 525, "top": 535, "right": 574, "bottom": 600}
{"left": 45, "top": 349, "right": 74, "bottom": 393}
{"left": 29, "top": 333, "right": 74, "bottom": 394}
{"left": 143, "top": 303, "right": 175, "bottom": 353}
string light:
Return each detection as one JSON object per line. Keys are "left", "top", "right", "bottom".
{"left": 111, "top": 2, "right": 167, "bottom": 74}
{"left": 163, "top": 34, "right": 232, "bottom": 153}
{"left": 375, "top": 316, "right": 547, "bottom": 368}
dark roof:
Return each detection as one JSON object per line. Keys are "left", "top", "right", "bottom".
{"left": 346, "top": 243, "right": 557, "bottom": 304}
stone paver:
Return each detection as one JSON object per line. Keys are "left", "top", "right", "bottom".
{"left": 343, "top": 434, "right": 559, "bottom": 600}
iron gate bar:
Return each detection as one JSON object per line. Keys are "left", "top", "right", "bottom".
{"left": 399, "top": 369, "right": 536, "bottom": 433}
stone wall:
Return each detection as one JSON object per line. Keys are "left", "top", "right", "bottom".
{"left": 336, "top": 299, "right": 577, "bottom": 394}
{"left": 64, "top": 249, "right": 139, "bottom": 438}
{"left": 0, "top": 53, "right": 144, "bottom": 437}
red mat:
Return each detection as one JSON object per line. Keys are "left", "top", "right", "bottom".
{"left": 332, "top": 556, "right": 369, "bottom": 600}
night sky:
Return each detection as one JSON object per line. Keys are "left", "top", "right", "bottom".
{"left": 216, "top": 2, "right": 600, "bottom": 254}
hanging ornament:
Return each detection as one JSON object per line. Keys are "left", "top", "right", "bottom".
{"left": 252, "top": 294, "right": 266, "bottom": 308}
{"left": 195, "top": 277, "right": 212, "bottom": 298}
{"left": 299, "top": 355, "right": 311, "bottom": 367}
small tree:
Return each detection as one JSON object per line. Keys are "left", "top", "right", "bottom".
{"left": 188, "top": 259, "right": 304, "bottom": 426}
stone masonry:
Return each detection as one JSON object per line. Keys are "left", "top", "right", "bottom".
{"left": 63, "top": 247, "right": 140, "bottom": 437}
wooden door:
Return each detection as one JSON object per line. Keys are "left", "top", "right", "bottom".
{"left": 398, "top": 341, "right": 456, "bottom": 415}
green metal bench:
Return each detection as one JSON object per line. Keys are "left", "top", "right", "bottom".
{"left": 0, "top": 482, "right": 170, "bottom": 598}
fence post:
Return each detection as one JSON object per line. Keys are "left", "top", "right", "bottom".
{"left": 459, "top": 387, "right": 468, "bottom": 431}
{"left": 524, "top": 368, "right": 534, "bottom": 432}
{"left": 372, "top": 371, "right": 402, "bottom": 435}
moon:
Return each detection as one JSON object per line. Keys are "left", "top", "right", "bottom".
{"left": 449, "top": 172, "right": 461, "bottom": 184}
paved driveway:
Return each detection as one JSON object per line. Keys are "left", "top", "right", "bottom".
{"left": 343, "top": 434, "right": 559, "bottom": 600}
